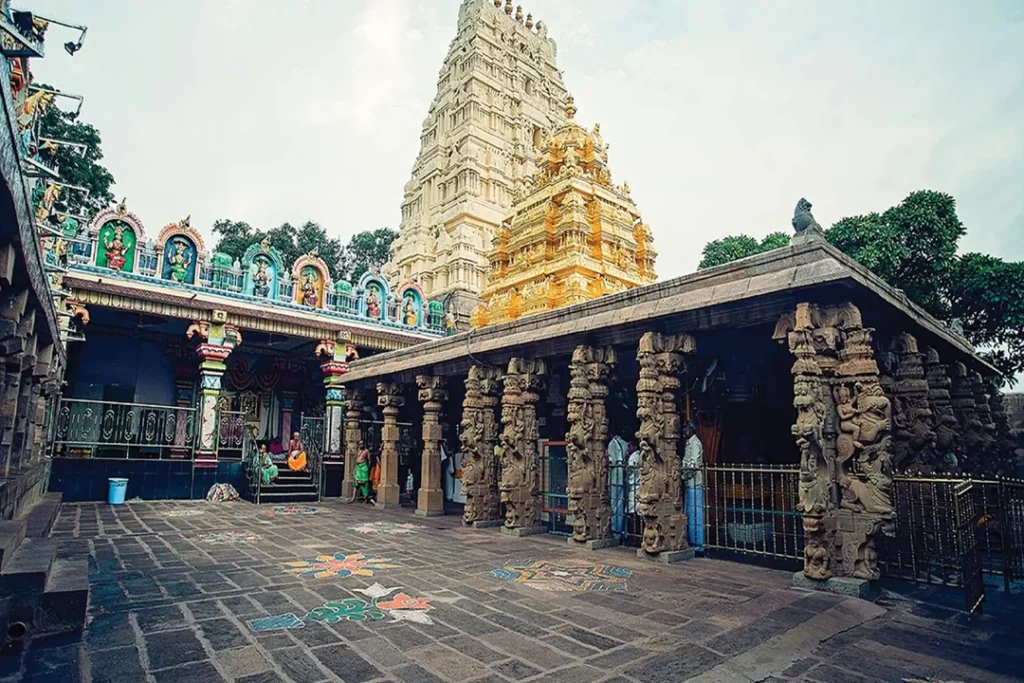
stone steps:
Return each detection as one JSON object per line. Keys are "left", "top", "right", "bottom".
{"left": 0, "top": 493, "right": 89, "bottom": 640}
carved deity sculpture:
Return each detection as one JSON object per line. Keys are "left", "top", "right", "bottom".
{"left": 950, "top": 362, "right": 984, "bottom": 472}
{"left": 167, "top": 239, "right": 192, "bottom": 283}
{"left": 923, "top": 347, "right": 960, "bottom": 471}
{"left": 104, "top": 225, "right": 128, "bottom": 271}
{"left": 566, "top": 346, "right": 615, "bottom": 545}
{"left": 498, "top": 358, "right": 546, "bottom": 530}
{"left": 461, "top": 365, "right": 503, "bottom": 524}
{"left": 366, "top": 287, "right": 381, "bottom": 319}
{"left": 635, "top": 332, "right": 694, "bottom": 558}
{"left": 889, "top": 333, "right": 936, "bottom": 474}
{"left": 300, "top": 268, "right": 319, "bottom": 307}
{"left": 404, "top": 296, "right": 418, "bottom": 326}
{"left": 252, "top": 258, "right": 271, "bottom": 298}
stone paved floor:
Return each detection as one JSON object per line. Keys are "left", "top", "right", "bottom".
{"left": 1, "top": 499, "right": 1022, "bottom": 683}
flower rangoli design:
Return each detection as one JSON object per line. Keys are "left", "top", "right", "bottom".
{"left": 245, "top": 583, "right": 436, "bottom": 630}
{"left": 491, "top": 560, "right": 631, "bottom": 592}
{"left": 284, "top": 552, "right": 397, "bottom": 579}
{"left": 347, "top": 521, "right": 424, "bottom": 536}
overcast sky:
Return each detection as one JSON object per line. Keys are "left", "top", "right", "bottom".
{"left": 28, "top": 0, "right": 1024, "bottom": 277}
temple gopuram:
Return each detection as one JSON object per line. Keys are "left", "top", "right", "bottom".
{"left": 471, "top": 96, "right": 657, "bottom": 327}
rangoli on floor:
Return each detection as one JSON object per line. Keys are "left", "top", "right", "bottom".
{"left": 246, "top": 582, "right": 436, "bottom": 631}
{"left": 284, "top": 552, "right": 397, "bottom": 579}
{"left": 195, "top": 531, "right": 260, "bottom": 544}
{"left": 163, "top": 508, "right": 206, "bottom": 518}
{"left": 259, "top": 505, "right": 323, "bottom": 516}
{"left": 347, "top": 521, "right": 424, "bottom": 535}
{"left": 490, "top": 559, "right": 632, "bottom": 592}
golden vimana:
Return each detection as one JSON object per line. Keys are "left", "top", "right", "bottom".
{"left": 471, "top": 96, "right": 657, "bottom": 328}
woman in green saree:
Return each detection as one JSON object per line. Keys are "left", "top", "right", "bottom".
{"left": 258, "top": 443, "right": 279, "bottom": 486}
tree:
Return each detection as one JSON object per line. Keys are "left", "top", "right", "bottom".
{"left": 947, "top": 254, "right": 1024, "bottom": 382}
{"left": 294, "top": 221, "right": 343, "bottom": 280}
{"left": 337, "top": 227, "right": 399, "bottom": 282}
{"left": 825, "top": 191, "right": 964, "bottom": 317}
{"left": 698, "top": 232, "right": 790, "bottom": 269}
{"left": 211, "top": 219, "right": 257, "bottom": 263}
{"left": 39, "top": 106, "right": 115, "bottom": 217}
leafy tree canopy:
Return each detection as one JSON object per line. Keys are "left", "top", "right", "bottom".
{"left": 696, "top": 190, "right": 1023, "bottom": 384}
{"left": 698, "top": 232, "right": 790, "bottom": 269}
{"left": 39, "top": 105, "right": 115, "bottom": 218}
{"left": 211, "top": 220, "right": 386, "bottom": 283}
{"left": 337, "top": 227, "right": 399, "bottom": 283}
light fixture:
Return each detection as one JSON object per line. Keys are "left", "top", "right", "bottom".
{"left": 64, "top": 41, "right": 81, "bottom": 56}
{"left": 12, "top": 10, "right": 87, "bottom": 56}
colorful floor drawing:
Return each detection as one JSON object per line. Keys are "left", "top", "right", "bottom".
{"left": 246, "top": 582, "right": 435, "bottom": 631}
{"left": 284, "top": 552, "right": 397, "bottom": 579}
{"left": 195, "top": 531, "right": 260, "bottom": 544}
{"left": 490, "top": 560, "right": 632, "bottom": 592}
{"left": 259, "top": 505, "right": 322, "bottom": 516}
{"left": 347, "top": 521, "right": 424, "bottom": 535}
{"left": 164, "top": 508, "right": 205, "bottom": 518}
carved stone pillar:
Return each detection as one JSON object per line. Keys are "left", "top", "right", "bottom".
{"left": 461, "top": 365, "right": 503, "bottom": 526}
{"left": 889, "top": 333, "right": 936, "bottom": 475}
{"left": 777, "top": 301, "right": 894, "bottom": 586}
{"left": 985, "top": 379, "right": 1016, "bottom": 476}
{"left": 342, "top": 390, "right": 364, "bottom": 500}
{"left": 498, "top": 357, "right": 546, "bottom": 535}
{"left": 923, "top": 347, "right": 960, "bottom": 473}
{"left": 376, "top": 382, "right": 404, "bottom": 507}
{"left": 971, "top": 371, "right": 998, "bottom": 476}
{"left": 635, "top": 332, "right": 695, "bottom": 562}
{"left": 416, "top": 375, "right": 448, "bottom": 516}
{"left": 187, "top": 312, "right": 241, "bottom": 466}
{"left": 566, "top": 345, "right": 617, "bottom": 549}
{"left": 950, "top": 362, "right": 983, "bottom": 474}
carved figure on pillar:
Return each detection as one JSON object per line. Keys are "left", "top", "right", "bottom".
{"left": 777, "top": 301, "right": 893, "bottom": 582}
{"left": 377, "top": 382, "right": 405, "bottom": 507}
{"left": 342, "top": 390, "right": 365, "bottom": 500}
{"left": 635, "top": 332, "right": 694, "bottom": 559}
{"left": 985, "top": 379, "right": 1017, "bottom": 475}
{"left": 923, "top": 347, "right": 960, "bottom": 472}
{"left": 970, "top": 371, "right": 998, "bottom": 476}
{"left": 498, "top": 357, "right": 546, "bottom": 532}
{"left": 566, "top": 345, "right": 616, "bottom": 546}
{"left": 461, "top": 365, "right": 503, "bottom": 525}
{"left": 889, "top": 333, "right": 936, "bottom": 474}
{"left": 416, "top": 375, "right": 448, "bottom": 516}
{"left": 950, "top": 362, "right": 984, "bottom": 473}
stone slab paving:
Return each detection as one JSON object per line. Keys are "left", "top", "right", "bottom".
{"left": 0, "top": 499, "right": 1022, "bottom": 682}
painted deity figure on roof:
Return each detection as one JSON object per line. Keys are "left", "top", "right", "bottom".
{"left": 167, "top": 239, "right": 192, "bottom": 283}
{"left": 404, "top": 295, "right": 418, "bottom": 326}
{"left": 252, "top": 258, "right": 272, "bottom": 298}
{"left": 105, "top": 225, "right": 129, "bottom": 271}
{"left": 366, "top": 285, "right": 381, "bottom": 319}
{"left": 301, "top": 266, "right": 319, "bottom": 307}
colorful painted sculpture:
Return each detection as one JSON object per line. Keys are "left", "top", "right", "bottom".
{"left": 252, "top": 258, "right": 272, "bottom": 297}
{"left": 104, "top": 225, "right": 129, "bottom": 270}
{"left": 366, "top": 287, "right": 381, "bottom": 318}
{"left": 166, "top": 239, "right": 192, "bottom": 283}
{"left": 404, "top": 296, "right": 418, "bottom": 326}
{"left": 91, "top": 202, "right": 145, "bottom": 274}
{"left": 292, "top": 254, "right": 331, "bottom": 309}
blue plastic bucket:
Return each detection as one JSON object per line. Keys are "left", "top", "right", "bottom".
{"left": 108, "top": 478, "right": 128, "bottom": 505}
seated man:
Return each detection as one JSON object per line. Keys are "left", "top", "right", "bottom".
{"left": 287, "top": 432, "right": 308, "bottom": 472}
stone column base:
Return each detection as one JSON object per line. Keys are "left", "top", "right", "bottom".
{"left": 415, "top": 508, "right": 446, "bottom": 517}
{"left": 569, "top": 537, "right": 619, "bottom": 550}
{"left": 373, "top": 501, "right": 402, "bottom": 510}
{"left": 500, "top": 526, "right": 547, "bottom": 537}
{"left": 792, "top": 572, "right": 878, "bottom": 599}
{"left": 468, "top": 519, "right": 504, "bottom": 528}
{"left": 637, "top": 548, "right": 695, "bottom": 564}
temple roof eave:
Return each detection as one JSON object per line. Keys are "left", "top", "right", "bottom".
{"left": 339, "top": 240, "right": 997, "bottom": 383}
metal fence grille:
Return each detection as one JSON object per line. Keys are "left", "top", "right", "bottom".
{"left": 539, "top": 441, "right": 571, "bottom": 535}
{"left": 52, "top": 398, "right": 196, "bottom": 460}
{"left": 703, "top": 463, "right": 803, "bottom": 563}
{"left": 217, "top": 410, "right": 246, "bottom": 460}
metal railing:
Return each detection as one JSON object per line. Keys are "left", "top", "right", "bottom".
{"left": 300, "top": 416, "right": 325, "bottom": 501}
{"left": 51, "top": 398, "right": 197, "bottom": 460}
{"left": 608, "top": 454, "right": 642, "bottom": 546}
{"left": 703, "top": 463, "right": 803, "bottom": 563}
{"left": 539, "top": 441, "right": 571, "bottom": 535}
{"left": 217, "top": 410, "right": 247, "bottom": 460}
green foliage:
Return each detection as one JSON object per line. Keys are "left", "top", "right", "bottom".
{"left": 947, "top": 253, "right": 1024, "bottom": 382}
{"left": 338, "top": 227, "right": 399, "bottom": 282}
{"left": 211, "top": 220, "right": 343, "bottom": 279}
{"left": 698, "top": 232, "right": 790, "bottom": 269}
{"left": 824, "top": 191, "right": 964, "bottom": 317}
{"left": 39, "top": 106, "right": 115, "bottom": 217}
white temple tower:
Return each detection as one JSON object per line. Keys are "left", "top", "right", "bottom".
{"left": 384, "top": 0, "right": 569, "bottom": 325}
